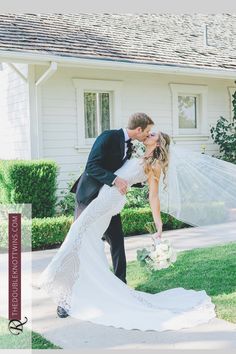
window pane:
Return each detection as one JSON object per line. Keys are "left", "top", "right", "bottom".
{"left": 84, "top": 92, "right": 97, "bottom": 138}
{"left": 178, "top": 95, "right": 197, "bottom": 129}
{"left": 99, "top": 92, "right": 110, "bottom": 131}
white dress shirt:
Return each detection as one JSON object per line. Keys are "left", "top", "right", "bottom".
{"left": 122, "top": 128, "right": 130, "bottom": 159}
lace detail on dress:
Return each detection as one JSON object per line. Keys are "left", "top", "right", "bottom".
{"left": 128, "top": 287, "right": 156, "bottom": 309}
{"left": 38, "top": 158, "right": 147, "bottom": 312}
{"left": 39, "top": 233, "right": 82, "bottom": 313}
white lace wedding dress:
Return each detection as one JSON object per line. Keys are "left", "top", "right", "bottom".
{"left": 37, "top": 157, "right": 216, "bottom": 331}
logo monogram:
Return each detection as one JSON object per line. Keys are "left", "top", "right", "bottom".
{"left": 8, "top": 317, "right": 28, "bottom": 335}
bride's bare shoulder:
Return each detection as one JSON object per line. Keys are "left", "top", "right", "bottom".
{"left": 147, "top": 160, "right": 162, "bottom": 183}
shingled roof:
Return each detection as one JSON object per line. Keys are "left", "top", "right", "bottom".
{"left": 0, "top": 13, "right": 236, "bottom": 70}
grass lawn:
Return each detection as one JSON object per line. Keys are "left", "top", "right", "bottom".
{"left": 0, "top": 316, "right": 62, "bottom": 349}
{"left": 31, "top": 331, "right": 62, "bottom": 349}
{"left": 127, "top": 242, "right": 236, "bottom": 323}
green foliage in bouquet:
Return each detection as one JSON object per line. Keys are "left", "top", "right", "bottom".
{"left": 210, "top": 90, "right": 236, "bottom": 164}
{"left": 136, "top": 220, "right": 177, "bottom": 273}
{"left": 0, "top": 160, "right": 58, "bottom": 218}
{"left": 136, "top": 221, "right": 177, "bottom": 272}
{"left": 140, "top": 221, "right": 157, "bottom": 271}
{"left": 136, "top": 221, "right": 156, "bottom": 270}
{"left": 136, "top": 248, "right": 152, "bottom": 266}
{"left": 136, "top": 248, "right": 157, "bottom": 273}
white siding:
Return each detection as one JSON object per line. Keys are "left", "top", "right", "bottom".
{"left": 0, "top": 63, "right": 30, "bottom": 159}
{"left": 35, "top": 65, "right": 234, "bottom": 195}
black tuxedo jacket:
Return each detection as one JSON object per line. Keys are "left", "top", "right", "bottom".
{"left": 70, "top": 129, "right": 142, "bottom": 205}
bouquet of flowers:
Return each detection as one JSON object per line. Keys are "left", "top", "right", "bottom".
{"left": 136, "top": 222, "right": 177, "bottom": 272}
{"left": 131, "top": 140, "right": 146, "bottom": 158}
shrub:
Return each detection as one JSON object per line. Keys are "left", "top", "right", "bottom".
{"left": 0, "top": 160, "right": 58, "bottom": 218}
{"left": 120, "top": 207, "right": 187, "bottom": 236}
{"left": 57, "top": 180, "right": 150, "bottom": 216}
{"left": 56, "top": 179, "right": 77, "bottom": 216}
{"left": 31, "top": 215, "right": 73, "bottom": 250}
{"left": 124, "top": 186, "right": 149, "bottom": 209}
{"left": 210, "top": 90, "right": 236, "bottom": 164}
{"left": 0, "top": 218, "right": 32, "bottom": 251}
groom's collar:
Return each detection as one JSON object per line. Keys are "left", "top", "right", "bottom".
{"left": 122, "top": 128, "right": 130, "bottom": 142}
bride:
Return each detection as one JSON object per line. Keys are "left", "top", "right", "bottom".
{"left": 37, "top": 131, "right": 220, "bottom": 331}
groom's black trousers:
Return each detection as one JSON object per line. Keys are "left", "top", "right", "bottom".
{"left": 74, "top": 201, "right": 127, "bottom": 284}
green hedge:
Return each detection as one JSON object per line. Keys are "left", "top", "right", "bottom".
{"left": 0, "top": 160, "right": 58, "bottom": 218}
{"left": 0, "top": 215, "right": 73, "bottom": 251}
{"left": 30, "top": 208, "right": 186, "bottom": 250}
{"left": 121, "top": 207, "right": 187, "bottom": 235}
{"left": 0, "top": 207, "right": 187, "bottom": 251}
{"left": 31, "top": 216, "right": 73, "bottom": 249}
{"left": 0, "top": 218, "right": 32, "bottom": 251}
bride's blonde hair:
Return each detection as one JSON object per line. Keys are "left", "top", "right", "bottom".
{"left": 143, "top": 132, "right": 171, "bottom": 188}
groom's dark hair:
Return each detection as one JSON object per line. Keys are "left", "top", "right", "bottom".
{"left": 127, "top": 112, "right": 154, "bottom": 131}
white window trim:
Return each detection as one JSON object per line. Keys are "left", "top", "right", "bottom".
{"left": 72, "top": 78, "right": 123, "bottom": 151}
{"left": 169, "top": 83, "right": 209, "bottom": 141}
{"left": 228, "top": 87, "right": 236, "bottom": 121}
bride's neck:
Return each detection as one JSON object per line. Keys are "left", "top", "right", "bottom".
{"left": 143, "top": 146, "right": 155, "bottom": 158}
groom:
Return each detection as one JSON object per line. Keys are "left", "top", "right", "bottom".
{"left": 57, "top": 112, "right": 154, "bottom": 318}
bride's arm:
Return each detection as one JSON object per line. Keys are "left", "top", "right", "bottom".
{"left": 147, "top": 163, "right": 163, "bottom": 239}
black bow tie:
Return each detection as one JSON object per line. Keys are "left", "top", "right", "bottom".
{"left": 125, "top": 138, "right": 132, "bottom": 144}
{"left": 124, "top": 139, "right": 133, "bottom": 160}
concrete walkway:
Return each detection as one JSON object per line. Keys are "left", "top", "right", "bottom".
{"left": 30, "top": 222, "right": 236, "bottom": 350}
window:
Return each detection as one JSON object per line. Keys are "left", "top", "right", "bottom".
{"left": 170, "top": 84, "right": 208, "bottom": 140}
{"left": 178, "top": 95, "right": 198, "bottom": 129}
{"left": 84, "top": 91, "right": 111, "bottom": 139}
{"left": 73, "top": 79, "right": 122, "bottom": 150}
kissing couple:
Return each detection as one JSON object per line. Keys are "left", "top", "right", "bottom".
{"left": 38, "top": 112, "right": 236, "bottom": 331}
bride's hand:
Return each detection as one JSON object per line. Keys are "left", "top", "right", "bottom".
{"left": 154, "top": 222, "right": 163, "bottom": 239}
{"left": 114, "top": 177, "right": 128, "bottom": 195}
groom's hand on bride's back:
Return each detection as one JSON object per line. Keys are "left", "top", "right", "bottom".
{"left": 113, "top": 176, "right": 128, "bottom": 195}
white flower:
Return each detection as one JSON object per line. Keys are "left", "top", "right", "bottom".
{"left": 150, "top": 238, "right": 177, "bottom": 270}
{"left": 137, "top": 236, "right": 177, "bottom": 271}
{"left": 160, "top": 243, "right": 169, "bottom": 252}
{"left": 131, "top": 140, "right": 146, "bottom": 158}
{"left": 160, "top": 260, "right": 169, "bottom": 269}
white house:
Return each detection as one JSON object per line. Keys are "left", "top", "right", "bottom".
{"left": 0, "top": 13, "right": 236, "bottom": 195}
